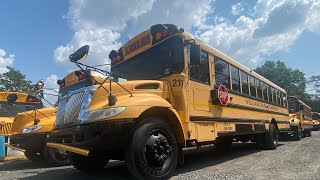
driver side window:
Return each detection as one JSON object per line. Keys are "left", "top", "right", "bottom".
{"left": 188, "top": 47, "right": 210, "bottom": 85}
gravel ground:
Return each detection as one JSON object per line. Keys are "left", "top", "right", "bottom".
{"left": 1, "top": 131, "right": 320, "bottom": 180}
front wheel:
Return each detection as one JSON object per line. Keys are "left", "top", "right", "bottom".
{"left": 126, "top": 118, "right": 178, "bottom": 180}
{"left": 24, "top": 151, "right": 44, "bottom": 162}
{"left": 292, "top": 126, "right": 302, "bottom": 141}
{"left": 69, "top": 153, "right": 109, "bottom": 172}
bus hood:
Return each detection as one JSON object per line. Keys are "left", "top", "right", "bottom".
{"left": 89, "top": 80, "right": 170, "bottom": 110}
{"left": 55, "top": 80, "right": 171, "bottom": 128}
{"left": 11, "top": 107, "right": 56, "bottom": 134}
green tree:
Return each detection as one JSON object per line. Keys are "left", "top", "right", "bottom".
{"left": 0, "top": 66, "right": 34, "bottom": 94}
{"left": 254, "top": 60, "right": 307, "bottom": 100}
{"left": 309, "top": 75, "right": 320, "bottom": 94}
{"left": 304, "top": 94, "right": 320, "bottom": 112}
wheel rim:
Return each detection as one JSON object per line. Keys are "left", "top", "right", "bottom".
{"left": 144, "top": 130, "right": 172, "bottom": 168}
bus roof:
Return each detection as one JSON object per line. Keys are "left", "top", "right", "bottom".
{"left": 287, "top": 96, "right": 312, "bottom": 109}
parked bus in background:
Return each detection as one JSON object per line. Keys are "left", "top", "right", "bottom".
{"left": 0, "top": 92, "right": 41, "bottom": 135}
{"left": 311, "top": 112, "right": 320, "bottom": 131}
{"left": 8, "top": 71, "right": 106, "bottom": 163}
{"left": 288, "top": 96, "right": 312, "bottom": 140}
{"left": 47, "top": 24, "right": 291, "bottom": 179}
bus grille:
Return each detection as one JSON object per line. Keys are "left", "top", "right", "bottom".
{"left": 56, "top": 91, "right": 85, "bottom": 127}
{"left": 0, "top": 123, "right": 12, "bottom": 135}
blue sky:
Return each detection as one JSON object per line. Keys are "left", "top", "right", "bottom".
{"left": 0, "top": 0, "right": 320, "bottom": 104}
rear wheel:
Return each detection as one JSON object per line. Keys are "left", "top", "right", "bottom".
{"left": 126, "top": 117, "right": 178, "bottom": 180}
{"left": 264, "top": 124, "right": 278, "bottom": 150}
{"left": 69, "top": 153, "right": 109, "bottom": 172}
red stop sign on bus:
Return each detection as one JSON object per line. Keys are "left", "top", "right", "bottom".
{"left": 218, "top": 85, "right": 228, "bottom": 105}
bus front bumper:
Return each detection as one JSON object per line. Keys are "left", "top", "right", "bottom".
{"left": 9, "top": 132, "right": 48, "bottom": 152}
{"left": 47, "top": 120, "right": 136, "bottom": 155}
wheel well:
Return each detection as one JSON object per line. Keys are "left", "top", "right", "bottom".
{"left": 270, "top": 118, "right": 279, "bottom": 132}
{"left": 136, "top": 107, "right": 185, "bottom": 145}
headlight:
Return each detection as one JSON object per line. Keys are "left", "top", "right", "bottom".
{"left": 84, "top": 107, "right": 126, "bottom": 122}
{"left": 22, "top": 126, "right": 43, "bottom": 133}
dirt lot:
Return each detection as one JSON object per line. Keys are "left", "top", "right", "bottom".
{"left": 1, "top": 131, "right": 320, "bottom": 180}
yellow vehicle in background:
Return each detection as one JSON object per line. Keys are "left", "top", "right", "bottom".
{"left": 288, "top": 96, "right": 312, "bottom": 140}
{"left": 0, "top": 92, "right": 41, "bottom": 135}
{"left": 9, "top": 71, "right": 105, "bottom": 163}
{"left": 312, "top": 112, "right": 320, "bottom": 131}
{"left": 47, "top": 24, "right": 291, "bottom": 179}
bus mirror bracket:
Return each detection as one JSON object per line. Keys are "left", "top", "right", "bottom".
{"left": 7, "top": 94, "right": 18, "bottom": 105}
{"left": 190, "top": 44, "right": 201, "bottom": 65}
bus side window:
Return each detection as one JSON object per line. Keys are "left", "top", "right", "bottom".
{"left": 188, "top": 48, "right": 210, "bottom": 85}
{"left": 267, "top": 85, "right": 272, "bottom": 102}
{"left": 249, "top": 75, "right": 256, "bottom": 97}
{"left": 256, "top": 79, "right": 262, "bottom": 99}
{"left": 283, "top": 93, "right": 287, "bottom": 107}
{"left": 230, "top": 65, "right": 240, "bottom": 92}
{"left": 214, "top": 57, "right": 230, "bottom": 88}
{"left": 262, "top": 82, "right": 268, "bottom": 101}
{"left": 271, "top": 87, "right": 276, "bottom": 103}
{"left": 240, "top": 70, "right": 249, "bottom": 95}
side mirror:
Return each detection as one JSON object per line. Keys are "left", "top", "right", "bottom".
{"left": 69, "top": 45, "right": 90, "bottom": 63}
{"left": 7, "top": 94, "right": 18, "bottom": 105}
{"left": 190, "top": 44, "right": 201, "bottom": 65}
{"left": 299, "top": 104, "right": 305, "bottom": 111}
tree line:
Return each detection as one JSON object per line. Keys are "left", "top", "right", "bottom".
{"left": 1, "top": 61, "right": 320, "bottom": 111}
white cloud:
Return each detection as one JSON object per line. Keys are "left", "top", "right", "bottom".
{"left": 42, "top": 75, "right": 59, "bottom": 107}
{"left": 231, "top": 2, "right": 244, "bottom": 16}
{"left": 55, "top": 0, "right": 214, "bottom": 68}
{"left": 197, "top": 0, "right": 320, "bottom": 68}
{"left": 0, "top": 49, "right": 14, "bottom": 74}
{"left": 56, "top": 0, "right": 320, "bottom": 70}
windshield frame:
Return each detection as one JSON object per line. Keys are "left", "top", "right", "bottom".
{"left": 111, "top": 35, "right": 185, "bottom": 81}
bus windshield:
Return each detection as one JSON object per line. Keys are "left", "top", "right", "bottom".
{"left": 59, "top": 80, "right": 87, "bottom": 98}
{"left": 111, "top": 36, "right": 184, "bottom": 80}
{"left": 0, "top": 102, "right": 37, "bottom": 117}
{"left": 288, "top": 101, "right": 299, "bottom": 113}
{"left": 312, "top": 113, "right": 319, "bottom": 120}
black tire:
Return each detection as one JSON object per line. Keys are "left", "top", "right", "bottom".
{"left": 214, "top": 137, "right": 233, "bottom": 153}
{"left": 69, "top": 153, "right": 109, "bottom": 172}
{"left": 24, "top": 151, "right": 45, "bottom": 162}
{"left": 264, "top": 124, "right": 278, "bottom": 150}
{"left": 292, "top": 126, "right": 302, "bottom": 141}
{"left": 126, "top": 117, "right": 178, "bottom": 180}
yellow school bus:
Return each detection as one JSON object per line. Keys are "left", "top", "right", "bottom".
{"left": 288, "top": 96, "right": 312, "bottom": 139}
{"left": 0, "top": 92, "right": 41, "bottom": 135}
{"left": 47, "top": 24, "right": 290, "bottom": 179}
{"left": 8, "top": 70, "right": 105, "bottom": 163}
{"left": 311, "top": 112, "right": 320, "bottom": 131}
